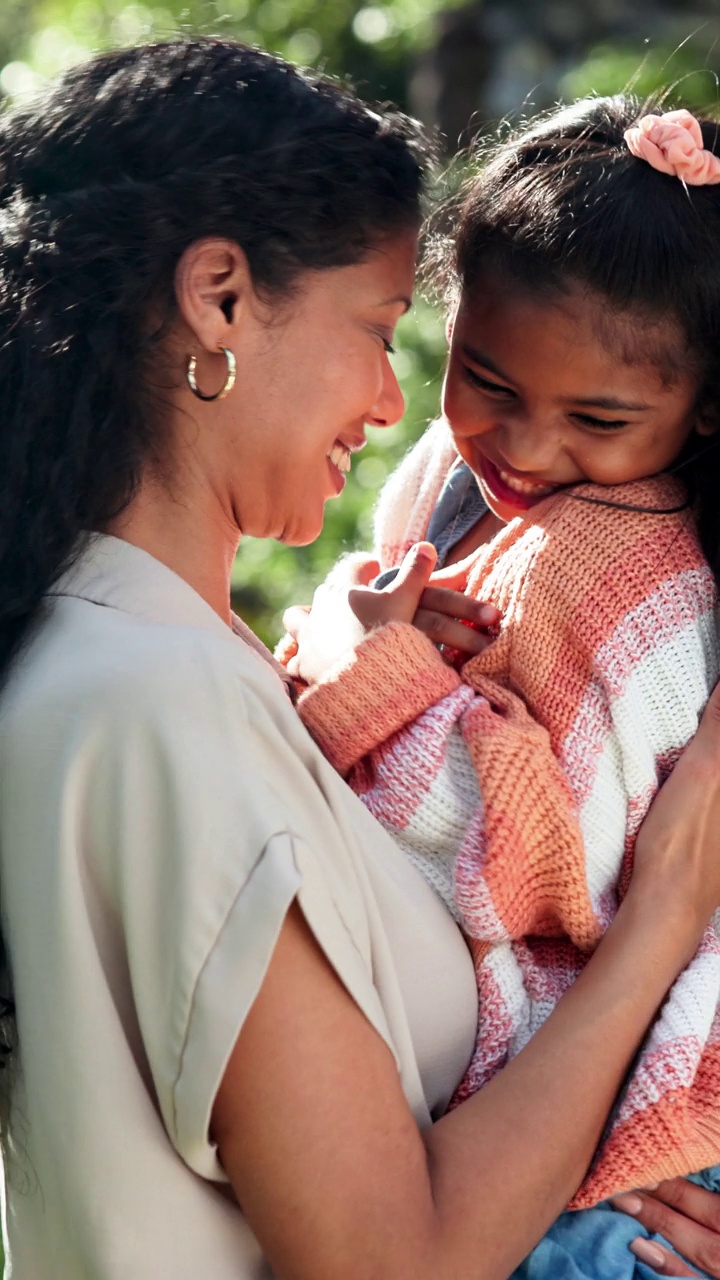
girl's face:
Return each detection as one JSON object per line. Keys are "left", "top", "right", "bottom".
{"left": 442, "top": 272, "right": 712, "bottom": 524}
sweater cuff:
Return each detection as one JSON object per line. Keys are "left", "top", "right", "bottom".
{"left": 298, "top": 622, "right": 462, "bottom": 776}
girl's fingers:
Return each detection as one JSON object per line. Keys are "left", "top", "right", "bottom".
{"left": 281, "top": 604, "right": 311, "bottom": 639}
{"left": 326, "top": 553, "right": 381, "bottom": 589}
{"left": 412, "top": 609, "right": 495, "bottom": 656}
{"left": 418, "top": 585, "right": 500, "bottom": 629}
{"left": 350, "top": 543, "right": 438, "bottom": 629}
{"left": 427, "top": 551, "right": 481, "bottom": 591}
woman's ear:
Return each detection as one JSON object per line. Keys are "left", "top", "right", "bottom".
{"left": 174, "top": 238, "right": 252, "bottom": 353}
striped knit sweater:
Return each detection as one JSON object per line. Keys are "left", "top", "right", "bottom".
{"left": 298, "top": 420, "right": 720, "bottom": 1207}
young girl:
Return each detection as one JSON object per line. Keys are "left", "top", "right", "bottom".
{"left": 283, "top": 98, "right": 720, "bottom": 1274}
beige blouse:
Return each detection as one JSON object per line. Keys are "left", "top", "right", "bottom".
{"left": 0, "top": 534, "right": 477, "bottom": 1279}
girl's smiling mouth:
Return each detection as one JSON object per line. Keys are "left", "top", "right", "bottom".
{"left": 477, "top": 454, "right": 558, "bottom": 512}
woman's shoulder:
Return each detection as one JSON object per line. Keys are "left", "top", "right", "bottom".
{"left": 3, "top": 591, "right": 288, "bottom": 764}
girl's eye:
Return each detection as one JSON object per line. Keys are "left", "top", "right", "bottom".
{"left": 573, "top": 413, "right": 630, "bottom": 432}
{"left": 382, "top": 338, "right": 396, "bottom": 355}
{"left": 464, "top": 367, "right": 515, "bottom": 397}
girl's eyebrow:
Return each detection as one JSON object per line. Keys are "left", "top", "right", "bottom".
{"left": 461, "top": 343, "right": 512, "bottom": 380}
{"left": 376, "top": 294, "right": 412, "bottom": 312}
{"left": 461, "top": 343, "right": 651, "bottom": 412}
{"left": 573, "top": 395, "right": 650, "bottom": 411}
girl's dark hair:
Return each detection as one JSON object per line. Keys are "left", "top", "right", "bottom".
{"left": 0, "top": 37, "right": 429, "bottom": 684}
{"left": 439, "top": 95, "right": 720, "bottom": 578}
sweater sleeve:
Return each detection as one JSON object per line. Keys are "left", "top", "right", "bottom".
{"left": 297, "top": 622, "right": 463, "bottom": 776}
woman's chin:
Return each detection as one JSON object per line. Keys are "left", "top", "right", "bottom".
{"left": 277, "top": 508, "right": 327, "bottom": 547}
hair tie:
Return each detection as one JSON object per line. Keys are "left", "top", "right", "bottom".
{"left": 624, "top": 109, "right": 720, "bottom": 184}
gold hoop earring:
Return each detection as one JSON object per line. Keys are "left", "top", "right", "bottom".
{"left": 186, "top": 346, "right": 237, "bottom": 402}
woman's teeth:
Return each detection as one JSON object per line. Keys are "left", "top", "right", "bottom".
{"left": 328, "top": 442, "right": 352, "bottom": 474}
{"left": 496, "top": 466, "right": 555, "bottom": 497}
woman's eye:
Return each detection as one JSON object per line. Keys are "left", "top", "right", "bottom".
{"left": 464, "top": 368, "right": 514, "bottom": 396}
{"left": 573, "top": 413, "right": 629, "bottom": 432}
{"left": 382, "top": 338, "right": 396, "bottom": 355}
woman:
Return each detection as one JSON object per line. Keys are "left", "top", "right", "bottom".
{"left": 0, "top": 37, "right": 718, "bottom": 1279}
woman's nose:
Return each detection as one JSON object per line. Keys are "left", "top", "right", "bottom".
{"left": 367, "top": 357, "right": 405, "bottom": 429}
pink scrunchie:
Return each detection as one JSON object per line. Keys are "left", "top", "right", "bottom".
{"left": 624, "top": 109, "right": 720, "bottom": 185}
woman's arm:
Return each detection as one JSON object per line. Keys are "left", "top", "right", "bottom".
{"left": 211, "top": 685, "right": 720, "bottom": 1280}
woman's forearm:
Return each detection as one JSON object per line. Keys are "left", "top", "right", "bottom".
{"left": 423, "top": 888, "right": 701, "bottom": 1279}
{"left": 215, "top": 689, "right": 720, "bottom": 1280}
{"left": 213, "top": 889, "right": 707, "bottom": 1280}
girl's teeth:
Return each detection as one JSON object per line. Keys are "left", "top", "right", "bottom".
{"left": 328, "top": 443, "right": 352, "bottom": 473}
{"left": 497, "top": 466, "right": 554, "bottom": 496}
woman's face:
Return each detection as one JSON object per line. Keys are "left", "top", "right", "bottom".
{"left": 212, "top": 232, "right": 416, "bottom": 546}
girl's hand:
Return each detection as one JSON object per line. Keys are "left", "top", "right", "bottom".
{"left": 611, "top": 1180, "right": 720, "bottom": 1277}
{"left": 350, "top": 548, "right": 500, "bottom": 660}
{"left": 283, "top": 544, "right": 437, "bottom": 686}
{"left": 283, "top": 544, "right": 500, "bottom": 685}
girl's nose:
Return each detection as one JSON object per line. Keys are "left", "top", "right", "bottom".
{"left": 367, "top": 356, "right": 405, "bottom": 429}
{"left": 496, "top": 414, "right": 559, "bottom": 475}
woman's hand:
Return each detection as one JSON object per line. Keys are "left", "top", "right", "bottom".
{"left": 608, "top": 685, "right": 720, "bottom": 1278}
{"left": 612, "top": 1179, "right": 720, "bottom": 1277}
{"left": 282, "top": 543, "right": 500, "bottom": 685}
{"left": 627, "top": 680, "right": 720, "bottom": 950}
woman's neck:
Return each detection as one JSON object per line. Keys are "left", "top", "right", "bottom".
{"left": 107, "top": 474, "right": 240, "bottom": 625}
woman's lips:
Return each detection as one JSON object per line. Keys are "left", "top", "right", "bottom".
{"left": 478, "top": 454, "right": 557, "bottom": 511}
{"left": 326, "top": 437, "right": 365, "bottom": 495}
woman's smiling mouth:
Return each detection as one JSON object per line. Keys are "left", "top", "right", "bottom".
{"left": 326, "top": 437, "right": 366, "bottom": 493}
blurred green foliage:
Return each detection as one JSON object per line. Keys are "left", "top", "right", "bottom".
{"left": 0, "top": 0, "right": 458, "bottom": 109}
{"left": 560, "top": 39, "right": 720, "bottom": 110}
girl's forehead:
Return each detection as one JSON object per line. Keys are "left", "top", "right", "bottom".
{"left": 458, "top": 271, "right": 694, "bottom": 388}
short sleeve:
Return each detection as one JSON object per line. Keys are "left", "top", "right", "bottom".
{"left": 79, "top": 631, "right": 394, "bottom": 1179}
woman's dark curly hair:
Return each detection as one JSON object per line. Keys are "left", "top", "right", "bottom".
{"left": 0, "top": 37, "right": 429, "bottom": 686}
{"left": 434, "top": 95, "right": 720, "bottom": 577}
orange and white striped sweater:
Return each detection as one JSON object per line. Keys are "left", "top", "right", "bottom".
{"left": 298, "top": 420, "right": 720, "bottom": 1207}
